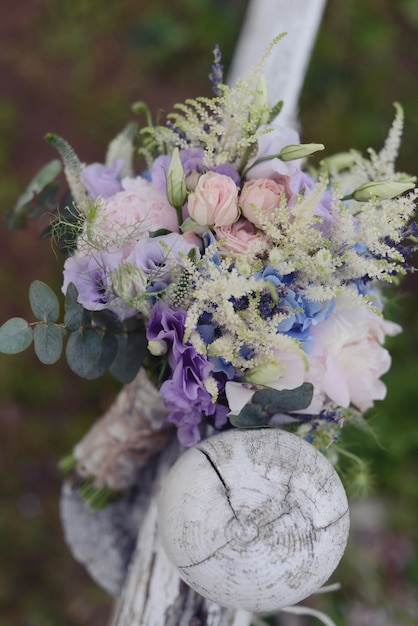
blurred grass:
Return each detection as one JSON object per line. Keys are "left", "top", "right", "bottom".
{"left": 0, "top": 0, "right": 418, "bottom": 624}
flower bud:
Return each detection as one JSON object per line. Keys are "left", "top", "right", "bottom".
{"left": 279, "top": 143, "right": 325, "bottom": 162}
{"left": 244, "top": 363, "right": 286, "bottom": 387}
{"left": 167, "top": 147, "right": 187, "bottom": 209}
{"left": 349, "top": 179, "right": 416, "bottom": 202}
{"left": 323, "top": 151, "right": 358, "bottom": 172}
{"left": 185, "top": 170, "right": 201, "bottom": 192}
{"left": 148, "top": 339, "right": 167, "bottom": 356}
{"left": 132, "top": 101, "right": 148, "bottom": 114}
{"left": 111, "top": 264, "right": 147, "bottom": 301}
{"left": 181, "top": 216, "right": 209, "bottom": 236}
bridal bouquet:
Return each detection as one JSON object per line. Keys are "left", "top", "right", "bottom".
{"left": 1, "top": 40, "right": 417, "bottom": 452}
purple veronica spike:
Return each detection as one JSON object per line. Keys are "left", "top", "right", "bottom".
{"left": 208, "top": 44, "right": 224, "bottom": 96}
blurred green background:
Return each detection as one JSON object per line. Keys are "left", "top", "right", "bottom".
{"left": 0, "top": 0, "right": 417, "bottom": 624}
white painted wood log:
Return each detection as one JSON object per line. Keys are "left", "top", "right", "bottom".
{"left": 61, "top": 2, "right": 328, "bottom": 625}
{"left": 110, "top": 437, "right": 251, "bottom": 626}
{"left": 228, "top": 0, "right": 327, "bottom": 128}
{"left": 158, "top": 429, "right": 349, "bottom": 613}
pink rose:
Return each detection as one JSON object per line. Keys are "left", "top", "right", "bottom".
{"left": 187, "top": 171, "right": 239, "bottom": 227}
{"left": 214, "top": 218, "right": 260, "bottom": 256}
{"left": 99, "top": 176, "right": 179, "bottom": 240}
{"left": 239, "top": 178, "right": 291, "bottom": 228}
{"left": 304, "top": 307, "right": 402, "bottom": 413}
{"left": 244, "top": 123, "right": 306, "bottom": 207}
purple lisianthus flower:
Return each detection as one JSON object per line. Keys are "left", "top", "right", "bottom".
{"left": 147, "top": 301, "right": 228, "bottom": 445}
{"left": 209, "top": 162, "right": 240, "bottom": 186}
{"left": 127, "top": 233, "right": 199, "bottom": 287}
{"left": 147, "top": 301, "right": 188, "bottom": 362}
{"left": 81, "top": 159, "right": 124, "bottom": 199}
{"left": 62, "top": 248, "right": 135, "bottom": 320}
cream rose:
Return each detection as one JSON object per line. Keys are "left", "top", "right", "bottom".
{"left": 187, "top": 171, "right": 239, "bottom": 227}
{"left": 239, "top": 178, "right": 290, "bottom": 228}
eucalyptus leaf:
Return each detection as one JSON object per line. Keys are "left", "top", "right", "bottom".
{"left": 0, "top": 318, "right": 33, "bottom": 354}
{"left": 229, "top": 403, "right": 271, "bottom": 428}
{"left": 64, "top": 306, "right": 83, "bottom": 332}
{"left": 91, "top": 310, "right": 124, "bottom": 334}
{"left": 36, "top": 182, "right": 61, "bottom": 211}
{"left": 64, "top": 283, "right": 83, "bottom": 331}
{"left": 66, "top": 327, "right": 118, "bottom": 379}
{"left": 253, "top": 383, "right": 314, "bottom": 413}
{"left": 82, "top": 309, "right": 92, "bottom": 327}
{"left": 64, "top": 282, "right": 79, "bottom": 310}
{"left": 29, "top": 280, "right": 60, "bottom": 322}
{"left": 81, "top": 332, "right": 118, "bottom": 380}
{"left": 33, "top": 322, "right": 65, "bottom": 365}
{"left": 6, "top": 160, "right": 62, "bottom": 228}
{"left": 109, "top": 327, "right": 147, "bottom": 383}
{"left": 66, "top": 328, "right": 103, "bottom": 378}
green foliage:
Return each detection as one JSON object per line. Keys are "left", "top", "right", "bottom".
{"left": 78, "top": 480, "right": 115, "bottom": 511}
{"left": 230, "top": 383, "right": 314, "bottom": 428}
{"left": 66, "top": 327, "right": 114, "bottom": 379}
{"left": 229, "top": 403, "right": 270, "bottom": 428}
{"left": 0, "top": 280, "right": 147, "bottom": 383}
{"left": 33, "top": 322, "right": 65, "bottom": 365}
{"left": 29, "top": 280, "right": 60, "bottom": 322}
{"left": 253, "top": 384, "right": 314, "bottom": 413}
{"left": 64, "top": 282, "right": 84, "bottom": 330}
{"left": 109, "top": 324, "right": 148, "bottom": 383}
{"left": 4, "top": 160, "right": 62, "bottom": 229}
{"left": 0, "top": 318, "right": 33, "bottom": 354}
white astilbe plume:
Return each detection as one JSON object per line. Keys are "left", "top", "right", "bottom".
{"left": 181, "top": 250, "right": 304, "bottom": 371}
{"left": 365, "top": 102, "right": 405, "bottom": 180}
{"left": 333, "top": 104, "right": 415, "bottom": 193}
{"left": 140, "top": 34, "right": 286, "bottom": 169}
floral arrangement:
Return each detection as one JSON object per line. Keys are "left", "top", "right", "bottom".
{"left": 1, "top": 38, "right": 417, "bottom": 456}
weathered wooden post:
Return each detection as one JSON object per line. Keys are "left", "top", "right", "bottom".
{"left": 61, "top": 2, "right": 328, "bottom": 625}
